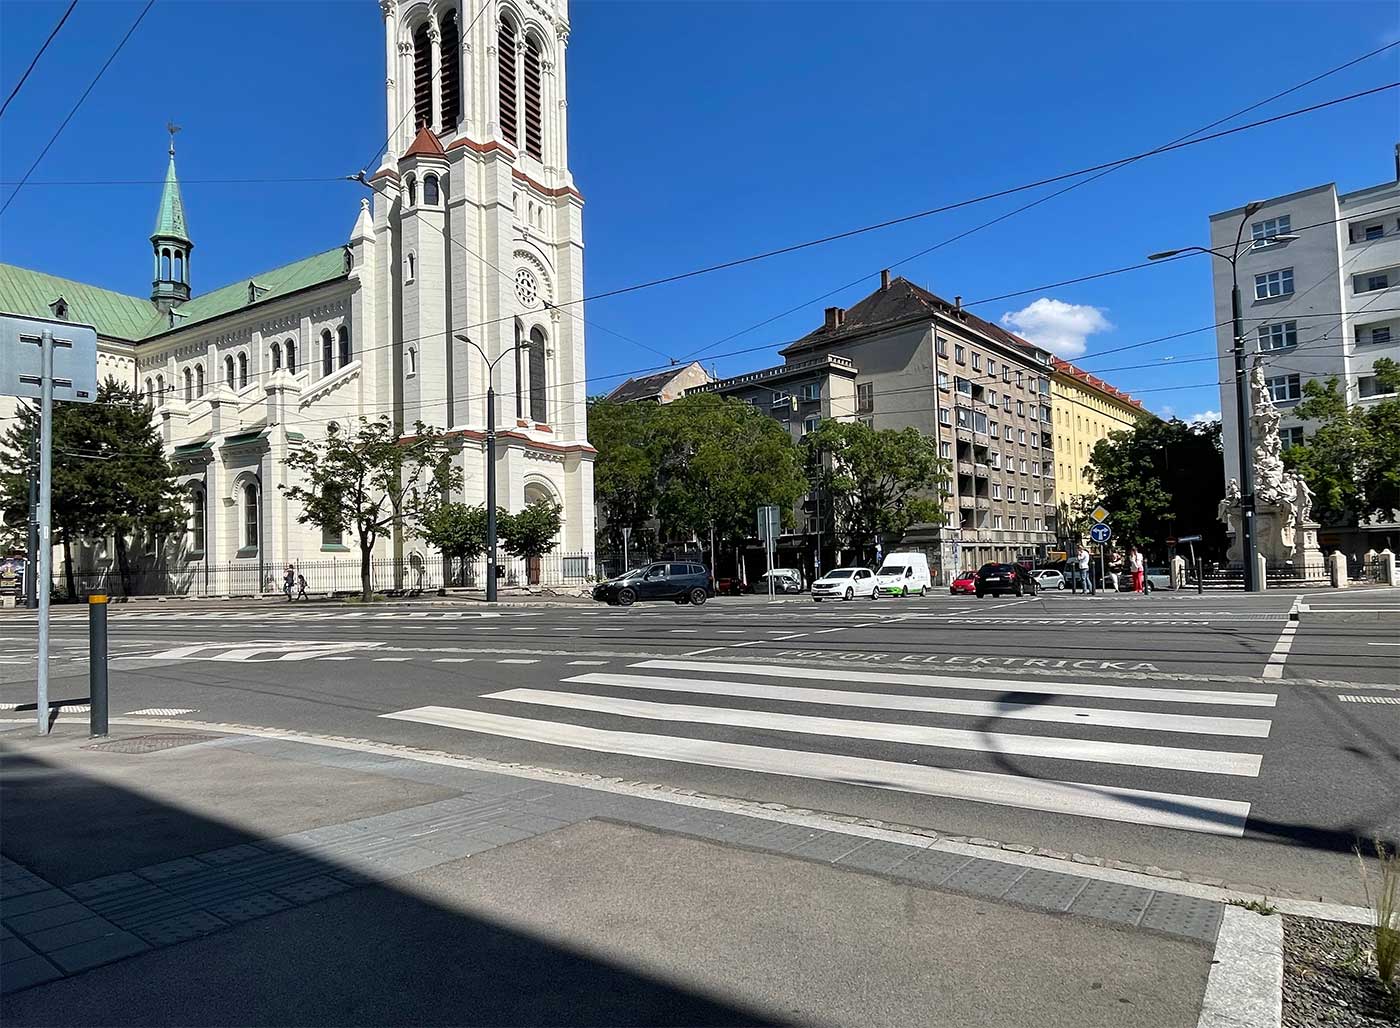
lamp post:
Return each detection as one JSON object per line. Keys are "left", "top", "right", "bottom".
{"left": 454, "top": 334, "right": 523, "bottom": 602}
{"left": 1148, "top": 206, "right": 1297, "bottom": 593}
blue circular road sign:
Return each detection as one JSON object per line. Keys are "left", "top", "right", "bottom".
{"left": 1089, "top": 523, "right": 1112, "bottom": 544}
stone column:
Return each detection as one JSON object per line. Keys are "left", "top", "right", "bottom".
{"left": 1328, "top": 551, "right": 1348, "bottom": 589}
{"left": 428, "top": 15, "right": 442, "bottom": 133}
{"left": 381, "top": 0, "right": 398, "bottom": 162}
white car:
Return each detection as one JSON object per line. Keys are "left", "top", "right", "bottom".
{"left": 874, "top": 552, "right": 932, "bottom": 597}
{"left": 1031, "top": 569, "right": 1065, "bottom": 591}
{"left": 811, "top": 567, "right": 877, "bottom": 601}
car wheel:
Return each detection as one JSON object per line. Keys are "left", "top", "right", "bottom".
{"left": 843, "top": 586, "right": 853, "bottom": 600}
{"left": 812, "top": 597, "right": 822, "bottom": 603}
{"left": 1014, "top": 583, "right": 1023, "bottom": 597}
{"left": 1145, "top": 581, "right": 1154, "bottom": 593}
{"left": 617, "top": 588, "right": 636, "bottom": 607}
{"left": 689, "top": 588, "right": 708, "bottom": 606}
{"left": 975, "top": 589, "right": 984, "bottom": 598}
{"left": 919, "top": 585, "right": 927, "bottom": 597}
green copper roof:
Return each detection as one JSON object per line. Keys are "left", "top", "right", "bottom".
{"left": 0, "top": 263, "right": 159, "bottom": 341}
{"left": 0, "top": 247, "right": 348, "bottom": 343}
{"left": 152, "top": 152, "right": 191, "bottom": 245}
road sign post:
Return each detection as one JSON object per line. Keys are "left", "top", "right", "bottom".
{"left": 3, "top": 315, "right": 98, "bottom": 735}
{"left": 757, "top": 505, "right": 780, "bottom": 599}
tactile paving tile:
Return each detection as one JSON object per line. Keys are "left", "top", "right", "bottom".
{"left": 194, "top": 844, "right": 267, "bottom": 867}
{"left": 1000, "top": 868, "right": 1091, "bottom": 913}
{"left": 786, "top": 833, "right": 869, "bottom": 864}
{"left": 132, "top": 911, "right": 228, "bottom": 947}
{"left": 893, "top": 849, "right": 974, "bottom": 887}
{"left": 834, "top": 840, "right": 918, "bottom": 876}
{"left": 938, "top": 858, "right": 1029, "bottom": 900}
{"left": 1138, "top": 890, "right": 1223, "bottom": 942}
{"left": 1067, "top": 879, "right": 1153, "bottom": 928}
{"left": 135, "top": 857, "right": 210, "bottom": 883}
{"left": 66, "top": 873, "right": 146, "bottom": 901}
{"left": 204, "top": 892, "right": 293, "bottom": 924}
{"left": 272, "top": 875, "right": 353, "bottom": 905}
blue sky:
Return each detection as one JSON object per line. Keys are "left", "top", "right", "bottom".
{"left": 2, "top": 0, "right": 1397, "bottom": 423}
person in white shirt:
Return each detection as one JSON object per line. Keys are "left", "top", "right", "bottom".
{"left": 1076, "top": 547, "right": 1095, "bottom": 595}
{"left": 1130, "top": 547, "right": 1145, "bottom": 593}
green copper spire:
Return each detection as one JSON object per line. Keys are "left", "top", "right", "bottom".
{"left": 150, "top": 125, "right": 193, "bottom": 311}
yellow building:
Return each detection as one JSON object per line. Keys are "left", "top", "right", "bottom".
{"left": 1049, "top": 357, "right": 1152, "bottom": 510}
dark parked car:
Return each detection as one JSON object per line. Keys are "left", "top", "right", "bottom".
{"left": 593, "top": 562, "right": 715, "bottom": 607}
{"left": 974, "top": 562, "right": 1039, "bottom": 598}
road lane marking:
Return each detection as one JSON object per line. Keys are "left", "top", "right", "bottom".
{"left": 373, "top": 657, "right": 412, "bottom": 662}
{"left": 380, "top": 706, "right": 1251, "bottom": 836}
{"left": 567, "top": 660, "right": 609, "bottom": 666}
{"left": 488, "top": 689, "right": 1263, "bottom": 776}
{"left": 566, "top": 673, "right": 1272, "bottom": 738}
{"left": 634, "top": 660, "right": 1276, "bottom": 707}
{"left": 498, "top": 658, "right": 539, "bottom": 664}
{"left": 1367, "top": 642, "right": 1400, "bottom": 646}
{"left": 433, "top": 658, "right": 475, "bottom": 663}
{"left": 1262, "top": 621, "right": 1298, "bottom": 680}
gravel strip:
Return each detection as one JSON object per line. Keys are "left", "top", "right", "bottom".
{"left": 1283, "top": 914, "right": 1399, "bottom": 1026}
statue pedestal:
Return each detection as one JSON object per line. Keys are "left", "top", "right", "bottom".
{"left": 1223, "top": 506, "right": 1324, "bottom": 576}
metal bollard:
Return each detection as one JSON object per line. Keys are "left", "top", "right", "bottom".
{"left": 89, "top": 594, "right": 108, "bottom": 738}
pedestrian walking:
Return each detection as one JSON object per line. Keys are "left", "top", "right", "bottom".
{"left": 1130, "top": 547, "right": 1145, "bottom": 594}
{"left": 283, "top": 564, "right": 295, "bottom": 601}
{"left": 295, "top": 572, "right": 308, "bottom": 601}
{"left": 1077, "top": 547, "right": 1095, "bottom": 595}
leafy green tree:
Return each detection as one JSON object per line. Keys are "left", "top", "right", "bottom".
{"left": 587, "top": 398, "right": 666, "bottom": 554}
{"left": 1284, "top": 358, "right": 1400, "bottom": 527}
{"left": 280, "top": 417, "right": 458, "bottom": 600}
{"left": 0, "top": 381, "right": 183, "bottom": 597}
{"left": 499, "top": 499, "right": 564, "bottom": 583}
{"left": 417, "top": 502, "right": 492, "bottom": 584}
{"left": 804, "top": 420, "right": 945, "bottom": 561}
{"left": 1083, "top": 417, "right": 1226, "bottom": 556}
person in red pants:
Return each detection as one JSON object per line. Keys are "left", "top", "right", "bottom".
{"left": 1129, "top": 546, "right": 1145, "bottom": 593}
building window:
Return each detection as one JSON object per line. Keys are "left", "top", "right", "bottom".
{"left": 182, "top": 367, "right": 193, "bottom": 401}
{"left": 989, "top": 420, "right": 999, "bottom": 437}
{"left": 1359, "top": 374, "right": 1398, "bottom": 398}
{"left": 987, "top": 359, "right": 997, "bottom": 377}
{"left": 992, "top": 483, "right": 1002, "bottom": 500}
{"left": 1035, "top": 518, "right": 1043, "bottom": 532}
{"left": 971, "top": 352, "right": 982, "bottom": 371}
{"left": 1015, "top": 371, "right": 1023, "bottom": 388}
{"left": 1002, "top": 367, "right": 1011, "bottom": 383}
{"left": 523, "top": 35, "right": 544, "bottom": 161}
{"left": 956, "top": 377, "right": 972, "bottom": 396}
{"left": 423, "top": 174, "right": 440, "bottom": 206}
{"left": 1023, "top": 517, "right": 1031, "bottom": 532}
{"left": 243, "top": 482, "right": 259, "bottom": 550}
{"left": 939, "top": 441, "right": 951, "bottom": 458}
{"left": 1280, "top": 426, "right": 1305, "bottom": 449}
{"left": 321, "top": 487, "right": 342, "bottom": 546}
{"left": 1254, "top": 268, "right": 1294, "bottom": 299}
{"left": 237, "top": 353, "right": 248, "bottom": 389}
{"left": 993, "top": 515, "right": 1004, "bottom": 530}
{"left": 154, "top": 373, "right": 164, "bottom": 406}
{"left": 856, "top": 382, "right": 874, "bottom": 412}
{"left": 322, "top": 330, "right": 334, "bottom": 378}
{"left": 802, "top": 415, "right": 820, "bottom": 437}
{"left": 955, "top": 407, "right": 970, "bottom": 429}
{"left": 1018, "top": 429, "right": 1027, "bottom": 444}
{"left": 407, "top": 346, "right": 418, "bottom": 376}
{"left": 195, "top": 364, "right": 204, "bottom": 397}
{"left": 1365, "top": 326, "right": 1393, "bottom": 345}
{"left": 1360, "top": 273, "right": 1391, "bottom": 293}
{"left": 1020, "top": 458, "right": 1028, "bottom": 473}
{"left": 528, "top": 325, "right": 548, "bottom": 423}
{"left": 1033, "top": 490, "right": 1041, "bottom": 505}
{"left": 1004, "top": 426, "right": 1013, "bottom": 441}
{"left": 439, "top": 10, "right": 461, "bottom": 127}
{"left": 989, "top": 451, "right": 1000, "bottom": 470}
{"left": 954, "top": 345, "right": 966, "bottom": 364}
{"left": 144, "top": 377, "right": 154, "bottom": 405}
{"left": 1351, "top": 221, "right": 1387, "bottom": 243}
{"left": 800, "top": 382, "right": 821, "bottom": 402}
{"left": 1265, "top": 373, "right": 1301, "bottom": 403}
{"left": 189, "top": 487, "right": 205, "bottom": 553}
{"left": 338, "top": 326, "right": 351, "bottom": 367}
{"left": 937, "top": 371, "right": 950, "bottom": 391}
{"left": 270, "top": 342, "right": 282, "bottom": 371}
{"left": 405, "top": 175, "right": 417, "bottom": 207}
{"left": 406, "top": 252, "right": 416, "bottom": 283}
{"left": 939, "top": 408, "right": 952, "bottom": 427}
{"left": 224, "top": 356, "right": 235, "bottom": 389}
{"left": 1251, "top": 215, "right": 1291, "bottom": 245}
{"left": 1016, "top": 400, "right": 1024, "bottom": 416}
{"left": 1257, "top": 322, "right": 1297, "bottom": 350}
{"left": 412, "top": 21, "right": 433, "bottom": 130}
{"left": 285, "top": 340, "right": 296, "bottom": 373}
{"left": 498, "top": 16, "right": 519, "bottom": 146}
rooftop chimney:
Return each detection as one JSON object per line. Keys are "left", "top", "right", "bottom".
{"left": 1395, "top": 142, "right": 1399, "bottom": 183}
{"left": 954, "top": 296, "right": 962, "bottom": 311}
{"left": 880, "top": 269, "right": 891, "bottom": 291}
{"left": 824, "top": 306, "right": 845, "bottom": 331}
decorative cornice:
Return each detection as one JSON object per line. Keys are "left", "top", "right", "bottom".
{"left": 511, "top": 167, "right": 582, "bottom": 201}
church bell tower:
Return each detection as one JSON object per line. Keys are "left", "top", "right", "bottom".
{"left": 150, "top": 126, "right": 193, "bottom": 313}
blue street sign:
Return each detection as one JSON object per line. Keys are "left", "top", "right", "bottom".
{"left": 1090, "top": 523, "right": 1112, "bottom": 544}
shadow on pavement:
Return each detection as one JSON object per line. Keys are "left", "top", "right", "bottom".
{"left": 0, "top": 745, "right": 784, "bottom": 1028}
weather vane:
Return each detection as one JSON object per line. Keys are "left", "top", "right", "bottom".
{"left": 167, "top": 121, "right": 182, "bottom": 156}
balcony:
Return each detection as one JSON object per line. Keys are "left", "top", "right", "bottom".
{"left": 975, "top": 498, "right": 991, "bottom": 510}
{"left": 957, "top": 461, "right": 975, "bottom": 476}
{"left": 974, "top": 463, "right": 989, "bottom": 478}
{"left": 958, "top": 494, "right": 975, "bottom": 508}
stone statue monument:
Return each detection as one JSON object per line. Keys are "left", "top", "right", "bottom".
{"left": 1218, "top": 362, "right": 1325, "bottom": 576}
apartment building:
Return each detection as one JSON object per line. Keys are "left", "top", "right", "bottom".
{"left": 1209, "top": 145, "right": 1400, "bottom": 553}
{"left": 1049, "top": 357, "right": 1150, "bottom": 521}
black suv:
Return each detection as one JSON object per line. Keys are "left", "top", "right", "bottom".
{"left": 593, "top": 562, "right": 715, "bottom": 607}
{"left": 974, "top": 562, "right": 1039, "bottom": 598}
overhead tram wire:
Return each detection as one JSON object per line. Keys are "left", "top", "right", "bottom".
{"left": 0, "top": 0, "right": 154, "bottom": 216}
{"left": 0, "top": 0, "right": 78, "bottom": 119}
{"left": 679, "top": 40, "right": 1400, "bottom": 363}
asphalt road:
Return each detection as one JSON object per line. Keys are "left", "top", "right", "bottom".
{"left": 3, "top": 587, "right": 1397, "bottom": 904}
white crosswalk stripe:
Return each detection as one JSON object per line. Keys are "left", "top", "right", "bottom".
{"left": 380, "top": 657, "right": 1274, "bottom": 838}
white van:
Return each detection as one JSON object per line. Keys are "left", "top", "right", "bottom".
{"left": 874, "top": 552, "right": 932, "bottom": 597}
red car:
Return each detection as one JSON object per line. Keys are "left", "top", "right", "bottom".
{"left": 949, "top": 571, "right": 978, "bottom": 595}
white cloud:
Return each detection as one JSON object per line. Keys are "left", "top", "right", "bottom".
{"left": 999, "top": 298, "right": 1112, "bottom": 358}
{"left": 1157, "top": 404, "right": 1176, "bottom": 419}
{"left": 1188, "top": 409, "right": 1221, "bottom": 424}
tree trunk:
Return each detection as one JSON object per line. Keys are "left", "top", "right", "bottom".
{"left": 114, "top": 532, "right": 133, "bottom": 597}
{"left": 360, "top": 541, "right": 373, "bottom": 602}
{"left": 61, "top": 528, "right": 76, "bottom": 601}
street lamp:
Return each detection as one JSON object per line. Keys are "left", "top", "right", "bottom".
{"left": 454, "top": 333, "right": 524, "bottom": 602}
{"left": 1148, "top": 204, "right": 1296, "bottom": 592}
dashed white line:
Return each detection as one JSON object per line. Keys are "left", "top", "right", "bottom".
{"left": 1263, "top": 620, "right": 1298, "bottom": 680}
{"left": 497, "top": 658, "right": 539, "bottom": 665}
{"left": 373, "top": 657, "right": 412, "bottom": 662}
{"left": 567, "top": 660, "right": 609, "bottom": 666}
{"left": 433, "top": 658, "right": 475, "bottom": 663}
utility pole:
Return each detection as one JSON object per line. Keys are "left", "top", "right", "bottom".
{"left": 25, "top": 415, "right": 38, "bottom": 609}
{"left": 36, "top": 330, "right": 54, "bottom": 732}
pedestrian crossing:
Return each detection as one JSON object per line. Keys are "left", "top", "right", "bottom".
{"left": 382, "top": 659, "right": 1276, "bottom": 838}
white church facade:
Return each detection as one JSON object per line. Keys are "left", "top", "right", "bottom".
{"left": 0, "top": 0, "right": 595, "bottom": 593}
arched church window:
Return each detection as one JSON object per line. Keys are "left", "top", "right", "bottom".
{"left": 406, "top": 252, "right": 416, "bottom": 283}
{"left": 155, "top": 374, "right": 165, "bottom": 406}
{"left": 145, "top": 377, "right": 154, "bottom": 405}
{"left": 161, "top": 249, "right": 171, "bottom": 280}
{"left": 338, "top": 325, "right": 351, "bottom": 368}
{"left": 183, "top": 367, "right": 193, "bottom": 401}
{"left": 174, "top": 251, "right": 184, "bottom": 283}
{"left": 225, "top": 356, "right": 235, "bottom": 389}
{"left": 497, "top": 16, "right": 518, "bottom": 146}
{"left": 424, "top": 174, "right": 439, "bottom": 205}
{"left": 412, "top": 21, "right": 433, "bottom": 130}
{"left": 189, "top": 486, "right": 205, "bottom": 553}
{"left": 196, "top": 364, "right": 204, "bottom": 396}
{"left": 405, "top": 174, "right": 417, "bottom": 207}
{"left": 321, "top": 330, "right": 334, "bottom": 378}
{"left": 271, "top": 342, "right": 282, "bottom": 371}
{"left": 523, "top": 35, "right": 543, "bottom": 160}
{"left": 440, "top": 10, "right": 461, "bottom": 127}
{"left": 513, "top": 318, "right": 524, "bottom": 419}
{"left": 243, "top": 482, "right": 260, "bottom": 549}
{"left": 285, "top": 340, "right": 296, "bottom": 374}
{"left": 528, "top": 325, "right": 547, "bottom": 424}
{"left": 237, "top": 353, "right": 248, "bottom": 389}
{"left": 407, "top": 347, "right": 418, "bottom": 376}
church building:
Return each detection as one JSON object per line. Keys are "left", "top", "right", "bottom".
{"left": 0, "top": 0, "right": 595, "bottom": 591}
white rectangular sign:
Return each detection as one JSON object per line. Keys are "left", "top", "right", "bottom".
{"left": 1, "top": 314, "right": 98, "bottom": 403}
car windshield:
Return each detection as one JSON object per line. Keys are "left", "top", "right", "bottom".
{"left": 878, "top": 566, "right": 906, "bottom": 576}
{"left": 978, "top": 564, "right": 1007, "bottom": 574}
{"left": 825, "top": 569, "right": 854, "bottom": 579}
{"left": 614, "top": 569, "right": 645, "bottom": 582}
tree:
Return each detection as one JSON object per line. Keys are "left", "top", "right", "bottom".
{"left": 1284, "top": 358, "right": 1400, "bottom": 527}
{"left": 587, "top": 398, "right": 666, "bottom": 555}
{"left": 280, "top": 417, "right": 458, "bottom": 600}
{"left": 417, "top": 502, "right": 491, "bottom": 584}
{"left": 1083, "top": 417, "right": 1226, "bottom": 557}
{"left": 499, "top": 499, "right": 563, "bottom": 583}
{"left": 0, "top": 381, "right": 184, "bottom": 597}
{"left": 804, "top": 420, "right": 945, "bottom": 560}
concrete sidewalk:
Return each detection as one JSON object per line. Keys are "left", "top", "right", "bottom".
{"left": 0, "top": 722, "right": 1219, "bottom": 1027}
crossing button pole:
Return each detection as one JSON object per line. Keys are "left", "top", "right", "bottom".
{"left": 89, "top": 594, "right": 109, "bottom": 737}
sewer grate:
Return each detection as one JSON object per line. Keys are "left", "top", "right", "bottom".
{"left": 84, "top": 734, "right": 223, "bottom": 754}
